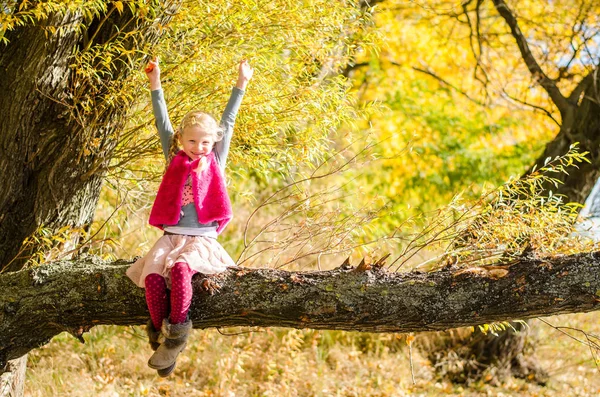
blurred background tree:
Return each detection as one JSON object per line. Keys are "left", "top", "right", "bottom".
{"left": 341, "top": 0, "right": 600, "bottom": 384}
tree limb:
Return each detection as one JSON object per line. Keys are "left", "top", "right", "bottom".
{"left": 569, "top": 67, "right": 598, "bottom": 104}
{"left": 491, "top": 0, "right": 571, "bottom": 115}
{"left": 2, "top": 251, "right": 600, "bottom": 373}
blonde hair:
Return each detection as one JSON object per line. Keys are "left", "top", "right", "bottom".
{"left": 166, "top": 111, "right": 224, "bottom": 165}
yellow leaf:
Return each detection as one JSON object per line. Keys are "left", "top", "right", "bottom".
{"left": 114, "top": 1, "right": 123, "bottom": 14}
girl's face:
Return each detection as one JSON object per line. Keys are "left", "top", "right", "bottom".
{"left": 179, "top": 126, "right": 215, "bottom": 160}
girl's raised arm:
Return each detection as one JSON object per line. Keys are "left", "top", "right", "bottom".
{"left": 215, "top": 60, "right": 254, "bottom": 169}
{"left": 145, "top": 57, "right": 175, "bottom": 159}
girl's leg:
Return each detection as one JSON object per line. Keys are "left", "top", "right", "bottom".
{"left": 148, "top": 262, "right": 195, "bottom": 374}
{"left": 145, "top": 273, "right": 169, "bottom": 329}
{"left": 169, "top": 262, "right": 197, "bottom": 324}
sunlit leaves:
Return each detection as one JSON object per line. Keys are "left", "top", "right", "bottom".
{"left": 137, "top": 0, "right": 375, "bottom": 179}
{"left": 340, "top": 0, "right": 593, "bottom": 237}
{"left": 381, "top": 146, "right": 595, "bottom": 272}
{"left": 73, "top": 1, "right": 378, "bottom": 259}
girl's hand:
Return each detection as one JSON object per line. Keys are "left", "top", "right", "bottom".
{"left": 145, "top": 56, "right": 161, "bottom": 91}
{"left": 236, "top": 59, "right": 253, "bottom": 90}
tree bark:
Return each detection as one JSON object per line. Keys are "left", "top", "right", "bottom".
{"left": 0, "top": 10, "right": 98, "bottom": 271}
{"left": 1, "top": 251, "right": 599, "bottom": 374}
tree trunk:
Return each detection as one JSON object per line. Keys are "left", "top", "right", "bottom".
{"left": 528, "top": 87, "right": 600, "bottom": 203}
{"left": 1, "top": 252, "right": 599, "bottom": 373}
{"left": 0, "top": 4, "right": 176, "bottom": 272}
{"left": 0, "top": 10, "right": 100, "bottom": 271}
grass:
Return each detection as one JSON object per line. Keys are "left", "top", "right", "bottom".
{"left": 24, "top": 312, "right": 600, "bottom": 396}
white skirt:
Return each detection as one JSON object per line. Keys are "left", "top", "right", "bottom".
{"left": 126, "top": 234, "right": 236, "bottom": 288}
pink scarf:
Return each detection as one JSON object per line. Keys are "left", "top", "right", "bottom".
{"left": 149, "top": 151, "right": 232, "bottom": 234}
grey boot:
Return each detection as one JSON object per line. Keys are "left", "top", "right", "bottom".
{"left": 147, "top": 318, "right": 192, "bottom": 373}
{"left": 146, "top": 320, "right": 175, "bottom": 377}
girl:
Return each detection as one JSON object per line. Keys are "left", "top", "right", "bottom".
{"left": 127, "top": 57, "right": 253, "bottom": 377}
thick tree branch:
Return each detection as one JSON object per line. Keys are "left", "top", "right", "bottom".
{"left": 491, "top": 0, "right": 571, "bottom": 115}
{"left": 569, "top": 67, "right": 598, "bottom": 104}
{"left": 2, "top": 251, "right": 600, "bottom": 372}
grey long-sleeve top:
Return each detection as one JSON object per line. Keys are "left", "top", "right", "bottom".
{"left": 151, "top": 87, "right": 244, "bottom": 235}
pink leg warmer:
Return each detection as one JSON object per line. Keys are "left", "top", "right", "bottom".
{"left": 169, "top": 262, "right": 197, "bottom": 324}
{"left": 145, "top": 273, "right": 169, "bottom": 330}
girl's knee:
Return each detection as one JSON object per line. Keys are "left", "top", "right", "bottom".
{"left": 145, "top": 273, "right": 166, "bottom": 288}
{"left": 171, "top": 262, "right": 195, "bottom": 279}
